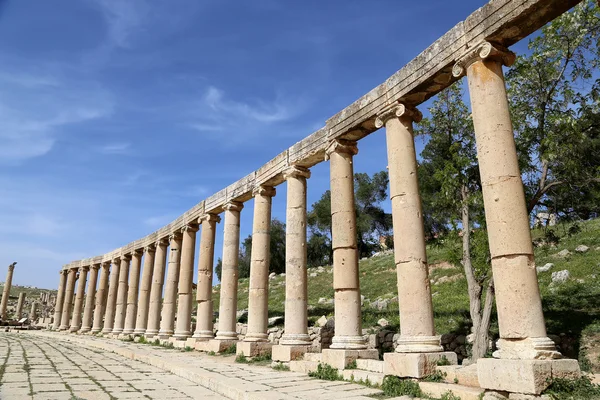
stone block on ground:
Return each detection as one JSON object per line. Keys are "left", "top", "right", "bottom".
{"left": 342, "top": 369, "right": 385, "bottom": 386}
{"left": 437, "top": 364, "right": 480, "bottom": 387}
{"left": 477, "top": 358, "right": 581, "bottom": 395}
{"left": 321, "top": 349, "right": 379, "bottom": 370}
{"left": 196, "top": 339, "right": 237, "bottom": 353}
{"left": 419, "top": 382, "right": 484, "bottom": 400}
{"left": 237, "top": 341, "right": 273, "bottom": 357}
{"left": 272, "top": 344, "right": 310, "bottom": 362}
{"left": 383, "top": 351, "right": 458, "bottom": 378}
{"left": 355, "top": 358, "right": 384, "bottom": 373}
{"left": 303, "top": 352, "right": 322, "bottom": 362}
{"left": 289, "top": 360, "right": 319, "bottom": 374}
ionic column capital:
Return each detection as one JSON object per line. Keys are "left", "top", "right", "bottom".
{"left": 375, "top": 104, "right": 422, "bottom": 128}
{"left": 132, "top": 248, "right": 143, "bottom": 258}
{"left": 223, "top": 201, "right": 244, "bottom": 212}
{"left": 283, "top": 165, "right": 311, "bottom": 181}
{"left": 181, "top": 223, "right": 199, "bottom": 233}
{"left": 155, "top": 238, "right": 169, "bottom": 248}
{"left": 252, "top": 185, "right": 276, "bottom": 198}
{"left": 79, "top": 265, "right": 90, "bottom": 273}
{"left": 199, "top": 213, "right": 221, "bottom": 224}
{"left": 120, "top": 254, "right": 132, "bottom": 262}
{"left": 112, "top": 257, "right": 121, "bottom": 264}
{"left": 169, "top": 231, "right": 183, "bottom": 242}
{"left": 91, "top": 264, "right": 101, "bottom": 272}
{"left": 324, "top": 139, "right": 358, "bottom": 161}
{"left": 60, "top": 269, "right": 68, "bottom": 276}
{"left": 452, "top": 41, "right": 516, "bottom": 78}
{"left": 144, "top": 244, "right": 156, "bottom": 254}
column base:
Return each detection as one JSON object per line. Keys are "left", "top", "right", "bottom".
{"left": 395, "top": 335, "right": 444, "bottom": 353}
{"left": 121, "top": 329, "right": 135, "bottom": 335}
{"left": 330, "top": 335, "right": 368, "bottom": 350}
{"left": 383, "top": 351, "right": 458, "bottom": 378}
{"left": 101, "top": 328, "right": 114, "bottom": 335}
{"left": 243, "top": 332, "right": 269, "bottom": 342}
{"left": 191, "top": 331, "right": 213, "bottom": 340}
{"left": 172, "top": 331, "right": 191, "bottom": 340}
{"left": 80, "top": 327, "right": 91, "bottom": 333}
{"left": 195, "top": 339, "right": 238, "bottom": 353}
{"left": 69, "top": 326, "right": 80, "bottom": 333}
{"left": 493, "top": 337, "right": 562, "bottom": 360}
{"left": 184, "top": 337, "right": 208, "bottom": 348}
{"left": 157, "top": 329, "right": 173, "bottom": 340}
{"left": 279, "top": 333, "right": 311, "bottom": 346}
{"left": 214, "top": 331, "right": 238, "bottom": 341}
{"left": 91, "top": 327, "right": 102, "bottom": 334}
{"left": 144, "top": 330, "right": 159, "bottom": 338}
{"left": 133, "top": 329, "right": 147, "bottom": 335}
{"left": 272, "top": 344, "right": 310, "bottom": 362}
{"left": 322, "top": 349, "right": 379, "bottom": 370}
{"left": 111, "top": 329, "right": 124, "bottom": 335}
{"left": 477, "top": 358, "right": 580, "bottom": 395}
{"left": 237, "top": 341, "right": 272, "bottom": 358}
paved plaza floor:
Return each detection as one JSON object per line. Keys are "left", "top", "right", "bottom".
{"left": 0, "top": 332, "right": 226, "bottom": 399}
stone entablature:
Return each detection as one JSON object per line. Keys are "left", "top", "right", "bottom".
{"left": 59, "top": 0, "right": 582, "bottom": 273}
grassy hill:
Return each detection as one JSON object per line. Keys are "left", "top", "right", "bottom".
{"left": 213, "top": 218, "right": 600, "bottom": 371}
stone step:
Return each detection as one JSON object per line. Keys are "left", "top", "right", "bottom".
{"left": 419, "top": 381, "right": 485, "bottom": 400}
{"left": 437, "top": 364, "right": 480, "bottom": 388}
{"left": 342, "top": 369, "right": 385, "bottom": 386}
{"left": 355, "top": 358, "right": 384, "bottom": 373}
{"left": 289, "top": 360, "right": 319, "bottom": 374}
{"left": 303, "top": 352, "right": 322, "bottom": 362}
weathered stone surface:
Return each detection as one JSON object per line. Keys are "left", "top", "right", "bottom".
{"left": 383, "top": 352, "right": 458, "bottom": 378}
{"left": 321, "top": 349, "right": 378, "bottom": 370}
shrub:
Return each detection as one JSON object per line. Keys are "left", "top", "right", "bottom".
{"left": 308, "top": 364, "right": 342, "bottom": 381}
{"left": 544, "top": 376, "right": 600, "bottom": 399}
{"left": 381, "top": 376, "right": 422, "bottom": 397}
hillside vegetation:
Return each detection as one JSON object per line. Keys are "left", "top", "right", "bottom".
{"left": 214, "top": 218, "right": 600, "bottom": 371}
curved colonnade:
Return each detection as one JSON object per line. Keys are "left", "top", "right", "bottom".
{"left": 51, "top": 0, "right": 582, "bottom": 395}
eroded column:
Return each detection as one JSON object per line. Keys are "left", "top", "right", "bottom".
{"left": 102, "top": 258, "right": 121, "bottom": 334}
{"left": 92, "top": 262, "right": 110, "bottom": 333}
{"left": 70, "top": 266, "right": 89, "bottom": 332}
{"left": 52, "top": 270, "right": 68, "bottom": 329}
{"left": 59, "top": 268, "right": 77, "bottom": 330}
{"left": 30, "top": 302, "right": 38, "bottom": 321}
{"left": 146, "top": 239, "right": 168, "bottom": 337}
{"left": 81, "top": 264, "right": 100, "bottom": 333}
{"left": 15, "top": 292, "right": 26, "bottom": 320}
{"left": 1, "top": 262, "right": 16, "bottom": 320}
{"left": 214, "top": 201, "right": 243, "bottom": 344}
{"left": 376, "top": 105, "right": 443, "bottom": 353}
{"left": 192, "top": 214, "right": 220, "bottom": 340}
{"left": 134, "top": 245, "right": 156, "bottom": 335}
{"left": 158, "top": 233, "right": 182, "bottom": 338}
{"left": 123, "top": 250, "right": 142, "bottom": 335}
{"left": 240, "top": 186, "right": 276, "bottom": 357}
{"left": 326, "top": 140, "right": 366, "bottom": 350}
{"left": 112, "top": 255, "right": 131, "bottom": 335}
{"left": 174, "top": 224, "right": 199, "bottom": 340}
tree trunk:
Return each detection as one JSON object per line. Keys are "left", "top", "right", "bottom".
{"left": 472, "top": 278, "right": 495, "bottom": 361}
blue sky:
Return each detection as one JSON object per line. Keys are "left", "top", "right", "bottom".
{"left": 0, "top": 0, "right": 533, "bottom": 289}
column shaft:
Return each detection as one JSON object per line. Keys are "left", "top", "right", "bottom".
{"left": 327, "top": 140, "right": 366, "bottom": 350}
{"left": 281, "top": 167, "right": 312, "bottom": 345}
{"left": 112, "top": 256, "right": 131, "bottom": 334}
{"left": 1, "top": 263, "right": 16, "bottom": 320}
{"left": 215, "top": 201, "right": 243, "bottom": 340}
{"left": 159, "top": 234, "right": 182, "bottom": 337}
{"left": 245, "top": 186, "right": 275, "bottom": 342}
{"left": 52, "top": 271, "right": 68, "bottom": 329}
{"left": 81, "top": 265, "right": 100, "bottom": 332}
{"left": 378, "top": 106, "right": 442, "bottom": 353}
{"left": 174, "top": 225, "right": 199, "bottom": 339}
{"left": 134, "top": 246, "right": 156, "bottom": 334}
{"left": 60, "top": 269, "right": 77, "bottom": 330}
{"left": 193, "top": 215, "right": 219, "bottom": 339}
{"left": 146, "top": 240, "right": 168, "bottom": 336}
{"left": 15, "top": 293, "right": 26, "bottom": 319}
{"left": 92, "top": 263, "right": 110, "bottom": 333}
{"left": 123, "top": 251, "right": 142, "bottom": 335}
{"left": 466, "top": 54, "right": 556, "bottom": 358}
{"left": 102, "top": 259, "right": 121, "bottom": 333}
{"left": 70, "top": 267, "right": 89, "bottom": 332}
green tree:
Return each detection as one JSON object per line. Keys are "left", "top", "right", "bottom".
{"left": 417, "top": 81, "right": 494, "bottom": 361}
{"left": 237, "top": 218, "right": 287, "bottom": 279}
{"left": 507, "top": 0, "right": 600, "bottom": 217}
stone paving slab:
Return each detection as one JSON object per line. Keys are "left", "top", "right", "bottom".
{"left": 17, "top": 331, "right": 384, "bottom": 400}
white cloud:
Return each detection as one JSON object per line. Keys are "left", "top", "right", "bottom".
{"left": 91, "top": 0, "right": 150, "bottom": 48}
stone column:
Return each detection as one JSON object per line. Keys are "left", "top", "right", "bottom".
{"left": 239, "top": 186, "right": 276, "bottom": 357}
{"left": 212, "top": 201, "right": 243, "bottom": 349}
{"left": 80, "top": 264, "right": 100, "bottom": 333}
{"left": 112, "top": 255, "right": 131, "bottom": 335}
{"left": 122, "top": 250, "right": 142, "bottom": 335}
{"left": 70, "top": 266, "right": 89, "bottom": 332}
{"left": 376, "top": 105, "right": 443, "bottom": 353}
{"left": 174, "top": 224, "right": 199, "bottom": 340}
{"left": 272, "top": 167, "right": 311, "bottom": 362}
{"left": 192, "top": 214, "right": 220, "bottom": 341}
{"left": 92, "top": 262, "right": 110, "bottom": 333}
{"left": 1, "top": 262, "right": 16, "bottom": 320}
{"left": 52, "top": 270, "right": 68, "bottom": 329}
{"left": 326, "top": 139, "right": 366, "bottom": 350}
{"left": 158, "top": 233, "right": 182, "bottom": 338}
{"left": 15, "top": 292, "right": 26, "bottom": 320}
{"left": 59, "top": 268, "right": 77, "bottom": 330}
{"left": 146, "top": 239, "right": 168, "bottom": 337}
{"left": 454, "top": 42, "right": 577, "bottom": 396}
{"left": 134, "top": 245, "right": 156, "bottom": 335}
{"left": 102, "top": 258, "right": 121, "bottom": 334}
{"left": 30, "top": 302, "right": 38, "bottom": 321}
